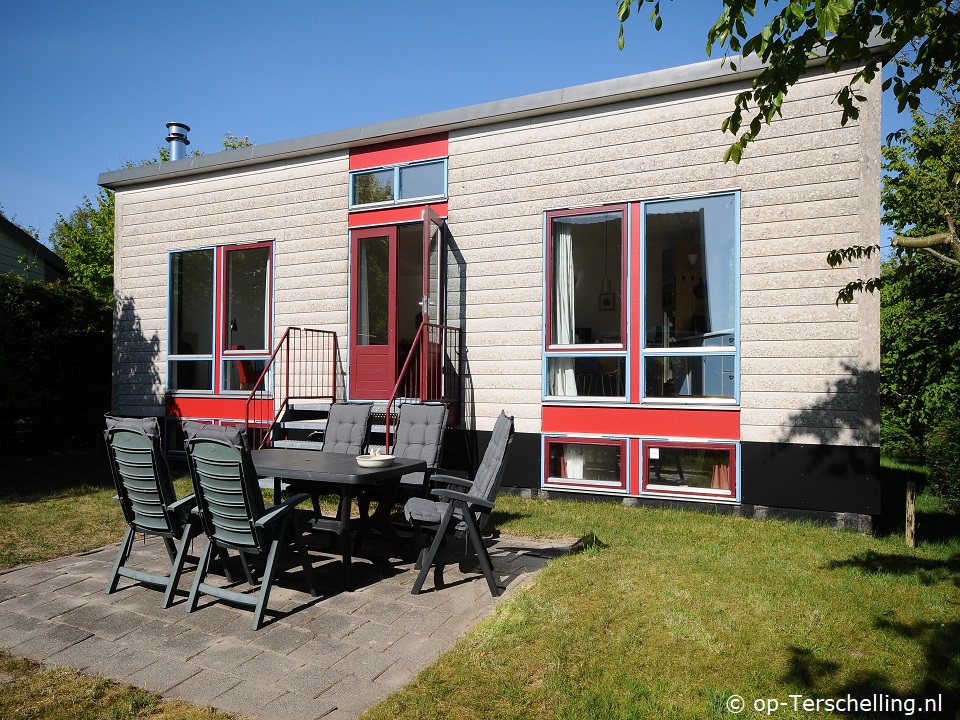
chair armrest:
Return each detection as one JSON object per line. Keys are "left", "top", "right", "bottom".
{"left": 256, "top": 492, "right": 311, "bottom": 528}
{"left": 168, "top": 494, "right": 197, "bottom": 524}
{"left": 168, "top": 494, "right": 196, "bottom": 513}
{"left": 430, "top": 474, "right": 473, "bottom": 492}
{"left": 432, "top": 487, "right": 494, "bottom": 510}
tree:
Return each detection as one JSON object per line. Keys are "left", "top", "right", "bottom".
{"left": 879, "top": 96, "right": 960, "bottom": 459}
{"left": 885, "top": 94, "right": 960, "bottom": 266}
{"left": 879, "top": 253, "right": 960, "bottom": 458}
{"left": 49, "top": 132, "right": 253, "bottom": 306}
{"left": 617, "top": 0, "right": 960, "bottom": 163}
{"left": 50, "top": 188, "right": 115, "bottom": 306}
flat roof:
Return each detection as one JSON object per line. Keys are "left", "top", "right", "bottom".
{"left": 99, "top": 38, "right": 888, "bottom": 190}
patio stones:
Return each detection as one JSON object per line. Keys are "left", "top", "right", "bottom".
{"left": 0, "top": 530, "right": 576, "bottom": 720}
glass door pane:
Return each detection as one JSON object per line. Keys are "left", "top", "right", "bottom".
{"left": 225, "top": 246, "right": 270, "bottom": 352}
{"left": 422, "top": 206, "right": 444, "bottom": 325}
{"left": 357, "top": 236, "right": 390, "bottom": 346}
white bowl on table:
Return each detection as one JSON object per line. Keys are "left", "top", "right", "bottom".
{"left": 356, "top": 454, "right": 395, "bottom": 468}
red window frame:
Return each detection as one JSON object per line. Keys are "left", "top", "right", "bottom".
{"left": 543, "top": 436, "right": 628, "bottom": 493}
{"left": 641, "top": 441, "right": 737, "bottom": 501}
{"left": 544, "top": 205, "right": 628, "bottom": 352}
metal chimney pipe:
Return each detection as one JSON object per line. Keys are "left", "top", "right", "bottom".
{"left": 165, "top": 122, "right": 191, "bottom": 161}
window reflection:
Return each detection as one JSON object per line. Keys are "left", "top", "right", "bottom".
{"left": 357, "top": 236, "right": 390, "bottom": 345}
{"left": 645, "top": 444, "right": 735, "bottom": 497}
{"left": 644, "top": 195, "right": 736, "bottom": 349}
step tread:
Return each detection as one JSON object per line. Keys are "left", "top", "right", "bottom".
{"left": 272, "top": 439, "right": 326, "bottom": 450}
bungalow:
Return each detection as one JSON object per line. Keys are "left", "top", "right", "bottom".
{"left": 98, "top": 47, "right": 883, "bottom": 528}
{"left": 0, "top": 214, "right": 67, "bottom": 283}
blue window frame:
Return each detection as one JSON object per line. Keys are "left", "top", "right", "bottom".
{"left": 641, "top": 192, "right": 740, "bottom": 404}
{"left": 349, "top": 158, "right": 447, "bottom": 209}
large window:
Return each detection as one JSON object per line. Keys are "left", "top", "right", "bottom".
{"left": 350, "top": 159, "right": 447, "bottom": 208}
{"left": 545, "top": 207, "right": 627, "bottom": 399}
{"left": 168, "top": 242, "right": 273, "bottom": 393}
{"left": 643, "top": 193, "right": 738, "bottom": 402}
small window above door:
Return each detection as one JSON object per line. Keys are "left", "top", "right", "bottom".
{"left": 349, "top": 159, "right": 447, "bottom": 209}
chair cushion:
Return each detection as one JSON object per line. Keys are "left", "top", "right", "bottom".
{"left": 471, "top": 412, "right": 513, "bottom": 500}
{"left": 181, "top": 420, "right": 250, "bottom": 450}
{"left": 322, "top": 403, "right": 371, "bottom": 454}
{"left": 403, "top": 497, "right": 445, "bottom": 524}
{"left": 394, "top": 403, "right": 447, "bottom": 465}
{"left": 104, "top": 415, "right": 163, "bottom": 440}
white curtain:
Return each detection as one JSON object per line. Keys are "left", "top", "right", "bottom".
{"left": 551, "top": 222, "right": 578, "bottom": 396}
{"left": 563, "top": 445, "right": 584, "bottom": 479}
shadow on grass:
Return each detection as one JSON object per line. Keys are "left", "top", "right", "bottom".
{"left": 783, "top": 620, "right": 960, "bottom": 717}
{"left": 915, "top": 511, "right": 960, "bottom": 545}
{"left": 1, "top": 451, "right": 112, "bottom": 503}
{"left": 826, "top": 550, "right": 960, "bottom": 587}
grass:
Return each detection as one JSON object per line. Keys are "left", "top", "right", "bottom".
{"left": 0, "top": 452, "right": 196, "bottom": 570}
{"left": 0, "top": 652, "right": 239, "bottom": 720}
{"left": 2, "top": 451, "right": 959, "bottom": 719}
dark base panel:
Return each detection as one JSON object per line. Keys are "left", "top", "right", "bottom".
{"left": 740, "top": 441, "right": 882, "bottom": 516}
{"left": 479, "top": 430, "right": 541, "bottom": 489}
{"left": 500, "top": 487, "right": 875, "bottom": 532}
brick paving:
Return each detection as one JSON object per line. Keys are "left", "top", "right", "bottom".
{"left": 0, "top": 530, "right": 577, "bottom": 720}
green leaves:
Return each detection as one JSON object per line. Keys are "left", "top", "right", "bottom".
{"left": 814, "top": 0, "right": 854, "bottom": 36}
{"left": 617, "top": 0, "right": 959, "bottom": 164}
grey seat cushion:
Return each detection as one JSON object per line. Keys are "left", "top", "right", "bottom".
{"left": 404, "top": 497, "right": 457, "bottom": 523}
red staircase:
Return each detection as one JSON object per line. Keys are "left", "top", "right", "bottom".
{"left": 244, "top": 327, "right": 339, "bottom": 449}
{"left": 384, "top": 321, "right": 462, "bottom": 449}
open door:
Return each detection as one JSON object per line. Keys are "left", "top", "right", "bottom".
{"left": 421, "top": 206, "right": 445, "bottom": 398}
{"left": 348, "top": 206, "right": 446, "bottom": 400}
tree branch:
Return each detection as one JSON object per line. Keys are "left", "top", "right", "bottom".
{"left": 891, "top": 232, "right": 953, "bottom": 247}
{"left": 919, "top": 246, "right": 960, "bottom": 266}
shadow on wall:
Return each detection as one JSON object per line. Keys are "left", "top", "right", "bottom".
{"left": 114, "top": 296, "right": 162, "bottom": 415}
{"left": 781, "top": 363, "right": 880, "bottom": 447}
{"left": 446, "top": 231, "right": 480, "bottom": 475}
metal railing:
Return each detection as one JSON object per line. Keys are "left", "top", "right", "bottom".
{"left": 244, "top": 327, "right": 339, "bottom": 449}
{"left": 385, "top": 322, "right": 462, "bottom": 449}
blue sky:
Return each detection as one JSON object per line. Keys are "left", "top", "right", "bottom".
{"left": 1, "top": 1, "right": 907, "bottom": 243}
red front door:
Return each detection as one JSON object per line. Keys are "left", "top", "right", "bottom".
{"left": 349, "top": 226, "right": 397, "bottom": 399}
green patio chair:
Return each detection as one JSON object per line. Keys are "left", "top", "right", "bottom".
{"left": 403, "top": 411, "right": 514, "bottom": 597}
{"left": 182, "top": 421, "right": 319, "bottom": 631}
{"left": 104, "top": 415, "right": 201, "bottom": 608}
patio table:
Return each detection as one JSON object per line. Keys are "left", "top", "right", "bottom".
{"left": 252, "top": 449, "right": 427, "bottom": 590}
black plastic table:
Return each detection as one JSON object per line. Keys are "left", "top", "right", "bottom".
{"left": 252, "top": 449, "right": 427, "bottom": 590}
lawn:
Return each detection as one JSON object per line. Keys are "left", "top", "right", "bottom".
{"left": 1, "top": 451, "right": 958, "bottom": 719}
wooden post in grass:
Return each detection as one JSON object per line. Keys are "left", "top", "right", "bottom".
{"left": 905, "top": 480, "right": 916, "bottom": 548}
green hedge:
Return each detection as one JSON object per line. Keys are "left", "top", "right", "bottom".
{"left": 925, "top": 415, "right": 960, "bottom": 511}
{"left": 0, "top": 274, "right": 111, "bottom": 449}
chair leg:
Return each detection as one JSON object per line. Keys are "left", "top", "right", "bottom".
{"left": 105, "top": 526, "right": 136, "bottom": 595}
{"left": 237, "top": 550, "right": 259, "bottom": 586}
{"left": 460, "top": 503, "right": 500, "bottom": 597}
{"left": 291, "top": 516, "right": 318, "bottom": 597}
{"left": 412, "top": 506, "right": 454, "bottom": 595}
{"left": 162, "top": 537, "right": 178, "bottom": 563}
{"left": 252, "top": 525, "right": 286, "bottom": 631}
{"left": 160, "top": 522, "right": 194, "bottom": 609}
{"left": 186, "top": 537, "right": 214, "bottom": 614}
